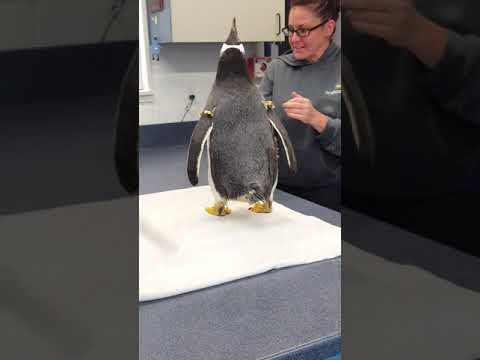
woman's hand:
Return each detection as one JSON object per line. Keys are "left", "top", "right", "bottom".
{"left": 343, "top": 0, "right": 448, "bottom": 67}
{"left": 343, "top": 0, "right": 420, "bottom": 48}
{"left": 282, "top": 92, "right": 328, "bottom": 133}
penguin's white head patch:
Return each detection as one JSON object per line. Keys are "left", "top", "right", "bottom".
{"left": 220, "top": 43, "right": 245, "bottom": 55}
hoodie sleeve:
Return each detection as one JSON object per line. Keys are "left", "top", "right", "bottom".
{"left": 425, "top": 30, "right": 480, "bottom": 126}
{"left": 313, "top": 116, "right": 341, "bottom": 157}
{"left": 259, "top": 62, "right": 274, "bottom": 101}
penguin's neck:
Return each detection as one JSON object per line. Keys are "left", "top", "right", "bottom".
{"left": 215, "top": 55, "right": 252, "bottom": 85}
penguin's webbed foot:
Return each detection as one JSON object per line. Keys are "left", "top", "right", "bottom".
{"left": 205, "top": 202, "right": 232, "bottom": 216}
{"left": 248, "top": 200, "right": 272, "bottom": 214}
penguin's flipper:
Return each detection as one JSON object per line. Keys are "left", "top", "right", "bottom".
{"left": 187, "top": 113, "right": 214, "bottom": 186}
{"left": 264, "top": 102, "right": 298, "bottom": 175}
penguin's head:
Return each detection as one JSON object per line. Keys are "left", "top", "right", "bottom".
{"left": 220, "top": 18, "right": 245, "bottom": 55}
{"left": 216, "top": 18, "right": 249, "bottom": 81}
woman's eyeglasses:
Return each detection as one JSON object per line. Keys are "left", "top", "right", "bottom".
{"left": 281, "top": 18, "right": 330, "bottom": 38}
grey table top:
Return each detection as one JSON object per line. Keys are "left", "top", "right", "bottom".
{"left": 138, "top": 123, "right": 341, "bottom": 360}
{"left": 342, "top": 207, "right": 480, "bottom": 360}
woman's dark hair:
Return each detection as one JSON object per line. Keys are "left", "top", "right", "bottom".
{"left": 290, "top": 0, "right": 340, "bottom": 22}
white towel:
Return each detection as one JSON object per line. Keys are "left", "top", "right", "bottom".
{"left": 139, "top": 186, "right": 341, "bottom": 302}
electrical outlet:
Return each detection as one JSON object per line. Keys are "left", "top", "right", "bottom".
{"left": 186, "top": 86, "right": 196, "bottom": 98}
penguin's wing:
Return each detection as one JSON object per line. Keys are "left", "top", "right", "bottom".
{"left": 187, "top": 113, "right": 214, "bottom": 186}
{"left": 265, "top": 107, "right": 298, "bottom": 175}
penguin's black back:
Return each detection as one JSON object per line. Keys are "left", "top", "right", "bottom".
{"left": 209, "top": 77, "right": 278, "bottom": 201}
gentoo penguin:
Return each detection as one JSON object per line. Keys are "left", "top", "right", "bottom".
{"left": 187, "top": 18, "right": 297, "bottom": 216}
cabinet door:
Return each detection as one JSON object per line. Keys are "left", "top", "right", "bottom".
{"left": 170, "top": 0, "right": 285, "bottom": 42}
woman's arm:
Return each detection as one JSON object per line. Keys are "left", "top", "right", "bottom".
{"left": 344, "top": 0, "right": 480, "bottom": 125}
{"left": 283, "top": 92, "right": 341, "bottom": 157}
{"left": 424, "top": 31, "right": 480, "bottom": 126}
{"left": 314, "top": 115, "right": 341, "bottom": 157}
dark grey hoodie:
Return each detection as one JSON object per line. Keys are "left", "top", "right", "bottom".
{"left": 259, "top": 41, "right": 341, "bottom": 189}
{"left": 426, "top": 30, "right": 480, "bottom": 126}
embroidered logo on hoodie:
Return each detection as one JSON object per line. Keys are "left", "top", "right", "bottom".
{"left": 325, "top": 83, "right": 341, "bottom": 95}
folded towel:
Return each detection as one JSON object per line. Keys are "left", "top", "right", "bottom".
{"left": 139, "top": 186, "right": 341, "bottom": 302}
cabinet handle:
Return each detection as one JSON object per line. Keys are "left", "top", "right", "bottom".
{"left": 276, "top": 13, "right": 281, "bottom": 35}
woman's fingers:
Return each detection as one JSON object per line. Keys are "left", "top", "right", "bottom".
{"left": 283, "top": 101, "right": 304, "bottom": 110}
{"left": 346, "top": 9, "right": 392, "bottom": 25}
{"left": 283, "top": 96, "right": 309, "bottom": 108}
{"left": 344, "top": 0, "right": 419, "bottom": 47}
{"left": 283, "top": 93, "right": 314, "bottom": 124}
{"left": 285, "top": 110, "right": 306, "bottom": 120}
{"left": 348, "top": 21, "right": 392, "bottom": 40}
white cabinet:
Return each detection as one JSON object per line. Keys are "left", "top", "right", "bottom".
{"left": 0, "top": 0, "right": 137, "bottom": 51}
{"left": 157, "top": 0, "right": 285, "bottom": 43}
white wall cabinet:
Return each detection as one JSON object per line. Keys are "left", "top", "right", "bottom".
{"left": 0, "top": 0, "right": 137, "bottom": 51}
{"left": 158, "top": 0, "right": 285, "bottom": 43}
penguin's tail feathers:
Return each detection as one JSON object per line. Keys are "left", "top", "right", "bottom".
{"left": 246, "top": 182, "right": 268, "bottom": 204}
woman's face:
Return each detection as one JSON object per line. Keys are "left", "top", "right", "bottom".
{"left": 288, "top": 5, "right": 335, "bottom": 62}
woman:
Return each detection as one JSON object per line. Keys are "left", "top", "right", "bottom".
{"left": 260, "top": 0, "right": 341, "bottom": 211}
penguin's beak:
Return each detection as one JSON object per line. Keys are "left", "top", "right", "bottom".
{"left": 225, "top": 17, "right": 240, "bottom": 45}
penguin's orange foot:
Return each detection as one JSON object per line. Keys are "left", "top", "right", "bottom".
{"left": 248, "top": 201, "right": 272, "bottom": 214}
{"left": 205, "top": 203, "right": 231, "bottom": 216}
